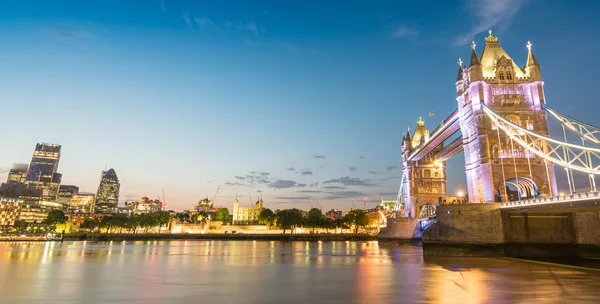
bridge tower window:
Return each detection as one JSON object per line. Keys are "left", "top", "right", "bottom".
{"left": 507, "top": 72, "right": 513, "bottom": 80}
{"left": 498, "top": 72, "right": 505, "bottom": 80}
{"left": 505, "top": 114, "right": 521, "bottom": 126}
{"left": 423, "top": 170, "right": 431, "bottom": 178}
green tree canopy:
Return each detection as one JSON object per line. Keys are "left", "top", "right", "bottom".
{"left": 305, "top": 208, "right": 325, "bottom": 232}
{"left": 276, "top": 209, "right": 304, "bottom": 234}
{"left": 45, "top": 210, "right": 68, "bottom": 226}
{"left": 258, "top": 208, "right": 276, "bottom": 228}
{"left": 343, "top": 209, "right": 371, "bottom": 233}
{"left": 215, "top": 208, "right": 232, "bottom": 223}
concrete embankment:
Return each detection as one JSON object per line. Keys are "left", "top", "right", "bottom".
{"left": 59, "top": 233, "right": 376, "bottom": 242}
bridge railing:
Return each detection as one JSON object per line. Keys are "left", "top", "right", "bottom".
{"left": 500, "top": 191, "right": 600, "bottom": 208}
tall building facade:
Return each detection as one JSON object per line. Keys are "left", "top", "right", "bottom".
{"left": 456, "top": 30, "right": 557, "bottom": 203}
{"left": 95, "top": 168, "right": 120, "bottom": 213}
{"left": 25, "top": 143, "right": 63, "bottom": 201}
{"left": 68, "top": 194, "right": 95, "bottom": 214}
{"left": 7, "top": 164, "right": 28, "bottom": 184}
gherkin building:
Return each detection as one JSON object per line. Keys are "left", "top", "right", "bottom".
{"left": 95, "top": 168, "right": 120, "bottom": 213}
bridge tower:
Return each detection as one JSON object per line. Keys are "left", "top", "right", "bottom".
{"left": 401, "top": 118, "right": 448, "bottom": 217}
{"left": 456, "top": 30, "right": 558, "bottom": 203}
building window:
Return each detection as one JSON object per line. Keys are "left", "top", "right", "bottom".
{"left": 507, "top": 72, "right": 513, "bottom": 80}
{"left": 505, "top": 114, "right": 522, "bottom": 126}
{"left": 499, "top": 72, "right": 505, "bottom": 80}
{"left": 434, "top": 171, "right": 439, "bottom": 178}
{"left": 423, "top": 170, "right": 431, "bottom": 178}
{"left": 415, "top": 171, "right": 420, "bottom": 178}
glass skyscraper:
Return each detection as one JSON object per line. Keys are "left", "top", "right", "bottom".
{"left": 95, "top": 168, "right": 120, "bottom": 213}
{"left": 25, "top": 143, "right": 62, "bottom": 201}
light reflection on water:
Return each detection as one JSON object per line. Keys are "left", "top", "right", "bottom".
{"left": 0, "top": 240, "right": 599, "bottom": 304}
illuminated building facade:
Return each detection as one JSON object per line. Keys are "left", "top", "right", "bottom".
{"left": 401, "top": 118, "right": 448, "bottom": 217}
{"left": 125, "top": 197, "right": 163, "bottom": 213}
{"left": 232, "top": 195, "right": 264, "bottom": 224}
{"left": 325, "top": 209, "right": 343, "bottom": 220}
{"left": 456, "top": 30, "right": 557, "bottom": 203}
{"left": 7, "top": 164, "right": 28, "bottom": 184}
{"left": 68, "top": 194, "right": 95, "bottom": 214}
{"left": 0, "top": 197, "right": 23, "bottom": 226}
{"left": 95, "top": 168, "right": 120, "bottom": 213}
{"left": 58, "top": 185, "right": 79, "bottom": 207}
{"left": 25, "top": 143, "right": 63, "bottom": 201}
{"left": 195, "top": 197, "right": 213, "bottom": 213}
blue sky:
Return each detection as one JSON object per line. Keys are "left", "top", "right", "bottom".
{"left": 1, "top": 0, "right": 599, "bottom": 210}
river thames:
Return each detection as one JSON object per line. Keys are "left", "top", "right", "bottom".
{"left": 1, "top": 240, "right": 600, "bottom": 303}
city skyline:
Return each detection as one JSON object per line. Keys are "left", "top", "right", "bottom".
{"left": 1, "top": 0, "right": 599, "bottom": 210}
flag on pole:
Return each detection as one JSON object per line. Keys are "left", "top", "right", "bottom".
{"left": 429, "top": 111, "right": 435, "bottom": 116}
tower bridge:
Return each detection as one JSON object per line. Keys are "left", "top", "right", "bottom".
{"left": 379, "top": 31, "right": 600, "bottom": 258}
{"left": 392, "top": 30, "right": 600, "bottom": 219}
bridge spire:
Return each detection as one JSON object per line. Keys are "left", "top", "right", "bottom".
{"left": 456, "top": 58, "right": 464, "bottom": 81}
{"left": 469, "top": 41, "right": 481, "bottom": 67}
{"left": 525, "top": 40, "right": 541, "bottom": 80}
{"left": 526, "top": 41, "right": 539, "bottom": 67}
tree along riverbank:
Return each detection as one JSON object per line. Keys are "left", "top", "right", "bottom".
{"left": 53, "top": 233, "right": 377, "bottom": 242}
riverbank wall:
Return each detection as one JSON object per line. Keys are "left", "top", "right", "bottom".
{"left": 422, "top": 204, "right": 600, "bottom": 258}
{"left": 56, "top": 233, "right": 377, "bottom": 242}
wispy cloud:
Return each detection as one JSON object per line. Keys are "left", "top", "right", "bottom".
{"left": 296, "top": 190, "right": 322, "bottom": 193}
{"left": 323, "top": 177, "right": 375, "bottom": 187}
{"left": 160, "top": 1, "right": 166, "bottom": 13}
{"left": 183, "top": 13, "right": 191, "bottom": 27}
{"left": 386, "top": 165, "right": 399, "bottom": 172}
{"left": 47, "top": 25, "right": 95, "bottom": 46}
{"left": 358, "top": 156, "right": 365, "bottom": 160}
{"left": 194, "top": 16, "right": 215, "bottom": 30}
{"left": 393, "top": 26, "right": 419, "bottom": 40}
{"left": 324, "top": 191, "right": 369, "bottom": 200}
{"left": 349, "top": 166, "right": 357, "bottom": 172}
{"left": 274, "top": 196, "right": 308, "bottom": 200}
{"left": 313, "top": 155, "right": 326, "bottom": 160}
{"left": 269, "top": 180, "right": 297, "bottom": 189}
{"left": 323, "top": 186, "right": 346, "bottom": 190}
{"left": 286, "top": 167, "right": 295, "bottom": 171}
{"left": 300, "top": 169, "right": 313, "bottom": 176}
{"left": 455, "top": 0, "right": 526, "bottom": 45}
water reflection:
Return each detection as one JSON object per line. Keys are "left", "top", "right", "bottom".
{"left": 1, "top": 241, "right": 600, "bottom": 303}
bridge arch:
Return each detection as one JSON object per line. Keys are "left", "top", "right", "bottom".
{"left": 418, "top": 204, "right": 436, "bottom": 218}
{"left": 503, "top": 177, "right": 538, "bottom": 201}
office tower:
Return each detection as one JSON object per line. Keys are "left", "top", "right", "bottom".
{"left": 95, "top": 168, "right": 120, "bottom": 213}
{"left": 25, "top": 143, "right": 62, "bottom": 201}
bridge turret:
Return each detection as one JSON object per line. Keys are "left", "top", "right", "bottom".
{"left": 468, "top": 41, "right": 483, "bottom": 81}
{"left": 525, "top": 41, "right": 541, "bottom": 81}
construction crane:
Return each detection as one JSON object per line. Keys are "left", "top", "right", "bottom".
{"left": 248, "top": 193, "right": 253, "bottom": 207}
{"left": 211, "top": 184, "right": 220, "bottom": 204}
{"left": 306, "top": 197, "right": 314, "bottom": 209}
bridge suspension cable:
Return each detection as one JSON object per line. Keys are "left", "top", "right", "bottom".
{"left": 482, "top": 104, "right": 600, "bottom": 177}
{"left": 543, "top": 104, "right": 600, "bottom": 146}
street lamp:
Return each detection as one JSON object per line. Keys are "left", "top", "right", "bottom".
{"left": 457, "top": 191, "right": 465, "bottom": 204}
